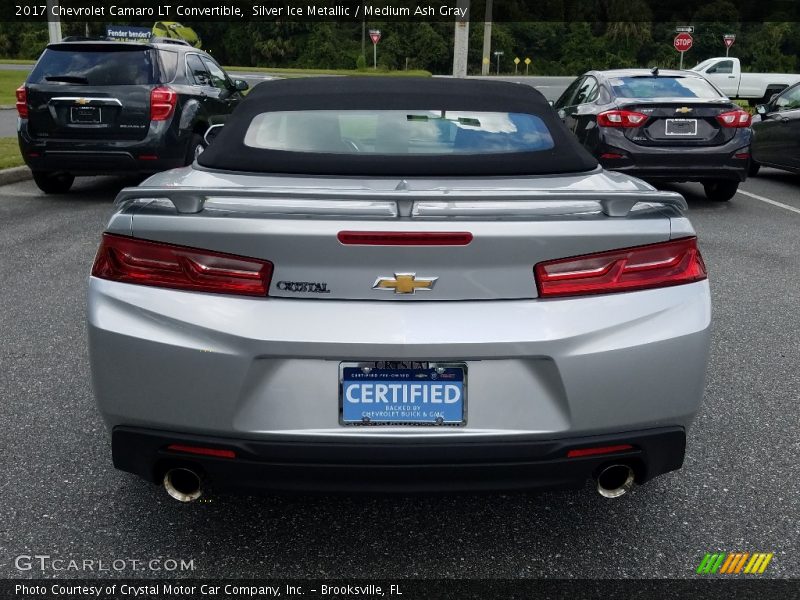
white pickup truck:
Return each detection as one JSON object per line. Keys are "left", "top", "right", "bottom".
{"left": 691, "top": 57, "right": 800, "bottom": 105}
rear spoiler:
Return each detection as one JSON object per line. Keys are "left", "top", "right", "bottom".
{"left": 115, "top": 186, "right": 688, "bottom": 218}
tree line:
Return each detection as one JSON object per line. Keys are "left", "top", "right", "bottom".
{"left": 1, "top": 14, "right": 798, "bottom": 75}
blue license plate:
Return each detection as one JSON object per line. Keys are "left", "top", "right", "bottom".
{"left": 340, "top": 363, "right": 466, "bottom": 425}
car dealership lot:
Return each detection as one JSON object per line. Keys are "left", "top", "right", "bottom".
{"left": 0, "top": 171, "right": 797, "bottom": 579}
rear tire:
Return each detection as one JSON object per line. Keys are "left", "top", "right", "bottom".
{"left": 32, "top": 171, "right": 74, "bottom": 194}
{"left": 702, "top": 180, "right": 739, "bottom": 202}
{"left": 748, "top": 160, "right": 760, "bottom": 177}
{"left": 185, "top": 134, "right": 204, "bottom": 166}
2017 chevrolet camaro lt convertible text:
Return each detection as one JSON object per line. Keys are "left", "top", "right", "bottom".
{"left": 87, "top": 78, "right": 711, "bottom": 502}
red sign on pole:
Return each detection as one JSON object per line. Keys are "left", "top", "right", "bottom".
{"left": 674, "top": 32, "right": 693, "bottom": 53}
{"left": 723, "top": 34, "right": 736, "bottom": 49}
{"left": 370, "top": 30, "right": 381, "bottom": 45}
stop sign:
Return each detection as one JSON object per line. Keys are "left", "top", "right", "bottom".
{"left": 674, "top": 33, "right": 693, "bottom": 53}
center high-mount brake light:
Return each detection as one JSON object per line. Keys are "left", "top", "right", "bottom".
{"left": 716, "top": 109, "right": 751, "bottom": 128}
{"left": 337, "top": 231, "right": 473, "bottom": 246}
{"left": 597, "top": 110, "right": 648, "bottom": 128}
{"left": 150, "top": 86, "right": 177, "bottom": 121}
{"left": 91, "top": 233, "right": 273, "bottom": 296}
{"left": 534, "top": 237, "right": 707, "bottom": 298}
{"left": 15, "top": 86, "right": 28, "bottom": 118}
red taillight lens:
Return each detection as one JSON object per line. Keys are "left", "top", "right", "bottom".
{"left": 16, "top": 86, "right": 28, "bottom": 118}
{"left": 534, "top": 237, "right": 707, "bottom": 298}
{"left": 150, "top": 86, "right": 177, "bottom": 121}
{"left": 566, "top": 444, "right": 634, "bottom": 458}
{"left": 716, "top": 109, "right": 751, "bottom": 128}
{"left": 337, "top": 231, "right": 473, "bottom": 246}
{"left": 91, "top": 233, "right": 273, "bottom": 296}
{"left": 597, "top": 110, "right": 648, "bottom": 128}
{"left": 166, "top": 444, "right": 237, "bottom": 459}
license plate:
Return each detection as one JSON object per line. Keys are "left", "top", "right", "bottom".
{"left": 70, "top": 106, "right": 101, "bottom": 124}
{"left": 665, "top": 118, "right": 697, "bottom": 136}
{"left": 340, "top": 362, "right": 466, "bottom": 425}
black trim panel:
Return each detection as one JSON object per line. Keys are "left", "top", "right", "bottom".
{"left": 112, "top": 426, "right": 686, "bottom": 494}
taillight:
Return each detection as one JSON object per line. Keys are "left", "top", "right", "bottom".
{"left": 150, "top": 86, "right": 177, "bottom": 121}
{"left": 716, "top": 109, "right": 751, "bottom": 128}
{"left": 91, "top": 233, "right": 273, "bottom": 296}
{"left": 15, "top": 86, "right": 28, "bottom": 118}
{"left": 597, "top": 110, "right": 648, "bottom": 128}
{"left": 534, "top": 237, "right": 707, "bottom": 298}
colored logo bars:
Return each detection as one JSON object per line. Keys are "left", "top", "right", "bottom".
{"left": 696, "top": 552, "right": 774, "bottom": 575}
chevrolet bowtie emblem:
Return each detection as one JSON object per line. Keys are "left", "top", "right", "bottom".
{"left": 75, "top": 98, "right": 89, "bottom": 105}
{"left": 675, "top": 106, "right": 693, "bottom": 113}
{"left": 373, "top": 273, "right": 438, "bottom": 294}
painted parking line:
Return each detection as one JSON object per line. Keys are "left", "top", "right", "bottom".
{"left": 738, "top": 189, "right": 800, "bottom": 216}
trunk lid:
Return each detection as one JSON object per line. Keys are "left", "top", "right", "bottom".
{"left": 618, "top": 99, "right": 738, "bottom": 147}
{"left": 116, "top": 172, "right": 686, "bottom": 301}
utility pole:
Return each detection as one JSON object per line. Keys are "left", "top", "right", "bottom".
{"left": 452, "top": 0, "right": 470, "bottom": 77}
{"left": 46, "top": 0, "right": 62, "bottom": 43}
{"left": 361, "top": 0, "right": 366, "bottom": 60}
{"left": 481, "top": 0, "right": 492, "bottom": 76}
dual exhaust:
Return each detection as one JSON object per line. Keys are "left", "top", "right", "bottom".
{"left": 161, "top": 464, "right": 636, "bottom": 502}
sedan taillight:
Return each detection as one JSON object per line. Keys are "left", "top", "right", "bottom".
{"left": 91, "top": 234, "right": 273, "bottom": 296}
{"left": 16, "top": 86, "right": 28, "bottom": 118}
{"left": 534, "top": 237, "right": 707, "bottom": 298}
{"left": 597, "top": 110, "right": 649, "bottom": 128}
{"left": 150, "top": 86, "right": 177, "bottom": 121}
{"left": 716, "top": 109, "right": 751, "bottom": 128}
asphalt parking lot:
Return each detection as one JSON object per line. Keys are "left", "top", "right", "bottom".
{"left": 0, "top": 170, "right": 798, "bottom": 580}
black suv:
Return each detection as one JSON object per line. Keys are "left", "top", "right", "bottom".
{"left": 16, "top": 38, "right": 248, "bottom": 193}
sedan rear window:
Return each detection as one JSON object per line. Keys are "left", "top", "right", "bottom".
{"left": 610, "top": 76, "right": 722, "bottom": 99}
{"left": 28, "top": 48, "right": 158, "bottom": 86}
{"left": 243, "top": 110, "right": 555, "bottom": 155}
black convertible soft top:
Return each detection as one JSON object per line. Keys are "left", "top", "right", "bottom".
{"left": 197, "top": 77, "right": 598, "bottom": 177}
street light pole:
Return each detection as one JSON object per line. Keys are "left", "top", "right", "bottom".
{"left": 46, "top": 0, "right": 62, "bottom": 43}
{"left": 451, "top": 0, "right": 470, "bottom": 77}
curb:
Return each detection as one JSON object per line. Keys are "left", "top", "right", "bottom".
{"left": 0, "top": 104, "right": 13, "bottom": 110}
{"left": 0, "top": 165, "right": 32, "bottom": 186}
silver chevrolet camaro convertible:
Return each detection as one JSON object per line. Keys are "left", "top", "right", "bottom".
{"left": 87, "top": 78, "right": 711, "bottom": 502}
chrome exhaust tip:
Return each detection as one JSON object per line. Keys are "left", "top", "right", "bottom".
{"left": 163, "top": 468, "right": 203, "bottom": 502}
{"left": 596, "top": 464, "right": 635, "bottom": 498}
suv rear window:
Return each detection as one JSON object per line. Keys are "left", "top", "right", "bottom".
{"left": 610, "top": 76, "right": 721, "bottom": 99}
{"left": 243, "top": 110, "right": 555, "bottom": 155}
{"left": 28, "top": 47, "right": 158, "bottom": 86}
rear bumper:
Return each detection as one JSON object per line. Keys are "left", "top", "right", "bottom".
{"left": 89, "top": 276, "right": 711, "bottom": 493}
{"left": 17, "top": 120, "right": 188, "bottom": 175}
{"left": 113, "top": 426, "right": 687, "bottom": 493}
{"left": 597, "top": 130, "right": 750, "bottom": 182}
{"left": 603, "top": 163, "right": 747, "bottom": 183}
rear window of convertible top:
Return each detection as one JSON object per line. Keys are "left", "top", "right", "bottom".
{"left": 242, "top": 110, "right": 556, "bottom": 155}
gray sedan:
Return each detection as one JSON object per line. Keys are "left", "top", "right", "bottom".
{"left": 87, "top": 77, "right": 710, "bottom": 502}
